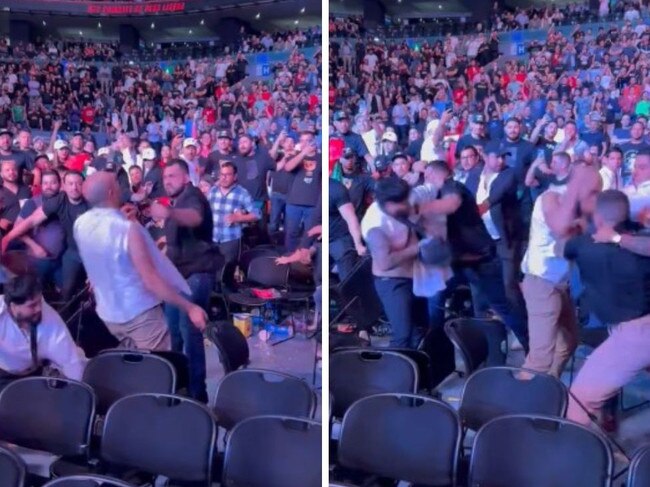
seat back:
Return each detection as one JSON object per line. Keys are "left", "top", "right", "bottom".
{"left": 628, "top": 445, "right": 650, "bottom": 487}
{"left": 206, "top": 321, "right": 250, "bottom": 373}
{"left": 213, "top": 369, "right": 316, "bottom": 430}
{"left": 444, "top": 318, "right": 489, "bottom": 376}
{"left": 149, "top": 351, "right": 189, "bottom": 393}
{"left": 223, "top": 415, "right": 321, "bottom": 487}
{"left": 460, "top": 366, "right": 568, "bottom": 431}
{"left": 469, "top": 415, "right": 613, "bottom": 487}
{"left": 338, "top": 394, "right": 460, "bottom": 486}
{"left": 247, "top": 256, "right": 290, "bottom": 288}
{"left": 101, "top": 394, "right": 216, "bottom": 483}
{"left": 239, "top": 248, "right": 280, "bottom": 276}
{"left": 43, "top": 474, "right": 135, "bottom": 486}
{"left": 332, "top": 257, "right": 383, "bottom": 331}
{"left": 84, "top": 351, "right": 176, "bottom": 414}
{"left": 0, "top": 377, "right": 95, "bottom": 456}
{"left": 330, "top": 349, "right": 418, "bottom": 418}
{"left": 0, "top": 445, "right": 26, "bottom": 487}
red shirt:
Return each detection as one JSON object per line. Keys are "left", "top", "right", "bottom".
{"left": 453, "top": 88, "right": 466, "bottom": 106}
{"left": 81, "top": 107, "right": 95, "bottom": 125}
{"left": 466, "top": 66, "right": 480, "bottom": 82}
{"left": 203, "top": 107, "right": 216, "bottom": 124}
{"left": 66, "top": 153, "right": 90, "bottom": 173}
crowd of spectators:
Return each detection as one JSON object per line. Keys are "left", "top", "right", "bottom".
{"left": 329, "top": 8, "right": 650, "bottom": 435}
{"left": 330, "top": 0, "right": 649, "bottom": 39}
{"left": 0, "top": 26, "right": 322, "bottom": 402}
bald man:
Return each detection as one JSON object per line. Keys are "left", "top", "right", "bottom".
{"left": 73, "top": 172, "right": 207, "bottom": 351}
{"left": 520, "top": 163, "right": 602, "bottom": 378}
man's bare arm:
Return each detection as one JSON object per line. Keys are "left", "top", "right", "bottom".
{"left": 2, "top": 208, "right": 48, "bottom": 251}
{"left": 542, "top": 191, "right": 579, "bottom": 238}
{"left": 618, "top": 234, "right": 650, "bottom": 257}
{"left": 419, "top": 193, "right": 462, "bottom": 216}
{"left": 339, "top": 202, "right": 364, "bottom": 249}
{"left": 366, "top": 228, "right": 419, "bottom": 272}
{"left": 168, "top": 208, "right": 202, "bottom": 228}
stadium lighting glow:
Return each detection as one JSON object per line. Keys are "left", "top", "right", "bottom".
{"left": 42, "top": 20, "right": 46, "bottom": 26}
{"left": 189, "top": 29, "right": 193, "bottom": 34}
{"left": 151, "top": 22, "right": 155, "bottom": 29}
{"left": 79, "top": 31, "right": 83, "bottom": 36}
{"left": 300, "top": 7, "right": 305, "bottom": 13}
{"left": 97, "top": 22, "right": 102, "bottom": 28}
{"left": 438, "top": 4, "right": 442, "bottom": 8}
{"left": 294, "top": 19, "right": 299, "bottom": 24}
{"left": 255, "top": 13, "right": 260, "bottom": 19}
{"left": 200, "top": 19, "right": 205, "bottom": 25}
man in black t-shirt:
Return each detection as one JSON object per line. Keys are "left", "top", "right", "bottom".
{"left": 0, "top": 129, "right": 29, "bottom": 183}
{"left": 329, "top": 179, "right": 366, "bottom": 280}
{"left": 3, "top": 171, "right": 89, "bottom": 300}
{"left": 420, "top": 160, "right": 529, "bottom": 355}
{"left": 0, "top": 159, "right": 31, "bottom": 235}
{"left": 207, "top": 130, "right": 234, "bottom": 177}
{"left": 280, "top": 132, "right": 322, "bottom": 252}
{"left": 339, "top": 148, "right": 375, "bottom": 219}
{"left": 149, "top": 158, "right": 219, "bottom": 404}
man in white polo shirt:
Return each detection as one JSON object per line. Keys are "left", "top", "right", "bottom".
{"left": 181, "top": 137, "right": 201, "bottom": 186}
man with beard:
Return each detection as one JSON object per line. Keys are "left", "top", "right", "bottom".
{"left": 207, "top": 130, "right": 234, "bottom": 177}
{"left": 74, "top": 171, "right": 204, "bottom": 352}
{"left": 3, "top": 171, "right": 89, "bottom": 300}
{"left": 339, "top": 147, "right": 374, "bottom": 219}
{"left": 620, "top": 121, "right": 650, "bottom": 187}
{"left": 149, "top": 159, "right": 219, "bottom": 403}
{"left": 13, "top": 170, "right": 65, "bottom": 282}
{"left": 0, "top": 129, "right": 28, "bottom": 182}
{"left": 455, "top": 114, "right": 491, "bottom": 160}
{"left": 0, "top": 274, "right": 86, "bottom": 389}
{"left": 0, "top": 159, "right": 32, "bottom": 234}
{"left": 361, "top": 178, "right": 425, "bottom": 349}
{"left": 332, "top": 111, "right": 374, "bottom": 170}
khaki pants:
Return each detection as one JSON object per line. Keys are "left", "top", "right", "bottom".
{"left": 105, "top": 305, "right": 171, "bottom": 352}
{"left": 521, "top": 274, "right": 578, "bottom": 378}
{"left": 568, "top": 320, "right": 650, "bottom": 426}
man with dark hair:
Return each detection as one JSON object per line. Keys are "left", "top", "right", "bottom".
{"left": 0, "top": 274, "right": 86, "bottom": 387}
{"left": 3, "top": 171, "right": 89, "bottom": 300}
{"left": 329, "top": 178, "right": 366, "bottom": 281}
{"left": 600, "top": 147, "right": 624, "bottom": 191}
{"left": 0, "top": 159, "right": 32, "bottom": 234}
{"left": 560, "top": 190, "right": 650, "bottom": 427}
{"left": 14, "top": 170, "right": 65, "bottom": 281}
{"left": 361, "top": 178, "right": 425, "bottom": 348}
{"left": 207, "top": 161, "right": 259, "bottom": 264}
{"left": 421, "top": 160, "right": 529, "bottom": 354}
{"left": 149, "top": 158, "right": 220, "bottom": 403}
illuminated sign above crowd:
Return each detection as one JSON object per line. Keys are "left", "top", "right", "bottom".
{"left": 86, "top": 2, "right": 186, "bottom": 15}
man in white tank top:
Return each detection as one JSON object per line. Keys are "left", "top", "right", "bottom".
{"left": 520, "top": 162, "right": 602, "bottom": 377}
{"left": 74, "top": 172, "right": 207, "bottom": 351}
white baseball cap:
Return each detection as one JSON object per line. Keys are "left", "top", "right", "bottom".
{"left": 54, "top": 140, "right": 69, "bottom": 150}
{"left": 97, "top": 147, "right": 110, "bottom": 157}
{"left": 382, "top": 131, "right": 398, "bottom": 143}
{"left": 183, "top": 138, "right": 198, "bottom": 148}
{"left": 142, "top": 148, "right": 156, "bottom": 160}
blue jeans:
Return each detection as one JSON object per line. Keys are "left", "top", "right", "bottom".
{"left": 284, "top": 204, "right": 315, "bottom": 252}
{"left": 428, "top": 255, "right": 529, "bottom": 353}
{"left": 164, "top": 272, "right": 214, "bottom": 403}
{"left": 374, "top": 277, "right": 426, "bottom": 349}
{"left": 269, "top": 193, "right": 286, "bottom": 233}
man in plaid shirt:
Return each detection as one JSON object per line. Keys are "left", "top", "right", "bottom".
{"left": 207, "top": 162, "right": 259, "bottom": 264}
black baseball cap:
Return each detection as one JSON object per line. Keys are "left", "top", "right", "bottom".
{"left": 217, "top": 130, "right": 232, "bottom": 139}
{"left": 340, "top": 147, "right": 354, "bottom": 159}
{"left": 0, "top": 129, "right": 12, "bottom": 138}
{"left": 333, "top": 111, "right": 349, "bottom": 121}
{"left": 391, "top": 151, "right": 408, "bottom": 161}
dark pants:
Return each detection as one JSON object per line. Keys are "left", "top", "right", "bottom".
{"left": 218, "top": 239, "right": 241, "bottom": 265}
{"left": 285, "top": 204, "right": 315, "bottom": 253}
{"left": 374, "top": 276, "right": 426, "bottom": 349}
{"left": 164, "top": 272, "right": 214, "bottom": 403}
{"left": 428, "top": 254, "right": 529, "bottom": 353}
{"left": 330, "top": 235, "right": 359, "bottom": 281}
{"left": 269, "top": 193, "right": 286, "bottom": 233}
{"left": 61, "top": 249, "right": 86, "bottom": 301}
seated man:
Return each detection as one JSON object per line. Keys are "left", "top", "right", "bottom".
{"left": 0, "top": 274, "right": 87, "bottom": 389}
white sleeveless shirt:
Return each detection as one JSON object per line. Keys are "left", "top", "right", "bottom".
{"left": 521, "top": 185, "right": 571, "bottom": 285}
{"left": 74, "top": 208, "right": 190, "bottom": 324}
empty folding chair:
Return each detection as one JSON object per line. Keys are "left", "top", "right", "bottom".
{"left": 444, "top": 318, "right": 489, "bottom": 377}
{"left": 101, "top": 394, "right": 217, "bottom": 486}
{"left": 0, "top": 377, "right": 95, "bottom": 459}
{"left": 628, "top": 445, "right": 650, "bottom": 487}
{"left": 330, "top": 349, "right": 418, "bottom": 418}
{"left": 469, "top": 415, "right": 613, "bottom": 487}
{"left": 337, "top": 394, "right": 461, "bottom": 486}
{"left": 83, "top": 350, "right": 176, "bottom": 414}
{"left": 206, "top": 321, "right": 250, "bottom": 374}
{"left": 0, "top": 445, "right": 26, "bottom": 487}
{"left": 459, "top": 366, "right": 568, "bottom": 433}
{"left": 213, "top": 369, "right": 316, "bottom": 430}
{"left": 43, "top": 475, "right": 135, "bottom": 486}
{"left": 223, "top": 415, "right": 321, "bottom": 487}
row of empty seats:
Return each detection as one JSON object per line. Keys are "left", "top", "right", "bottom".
{"left": 0, "top": 350, "right": 321, "bottom": 486}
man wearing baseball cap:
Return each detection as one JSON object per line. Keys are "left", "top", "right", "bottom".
{"left": 455, "top": 113, "right": 490, "bottom": 160}
{"left": 142, "top": 147, "right": 164, "bottom": 199}
{"left": 181, "top": 138, "right": 201, "bottom": 186}
{"left": 207, "top": 130, "right": 234, "bottom": 176}
{"left": 332, "top": 111, "right": 373, "bottom": 169}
